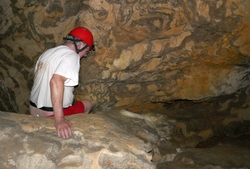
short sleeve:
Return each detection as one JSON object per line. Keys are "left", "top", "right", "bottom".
{"left": 54, "top": 55, "right": 80, "bottom": 86}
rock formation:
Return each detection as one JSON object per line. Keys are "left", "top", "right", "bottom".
{"left": 1, "top": 105, "right": 250, "bottom": 169}
{"left": 0, "top": 0, "right": 250, "bottom": 168}
{"left": 0, "top": 0, "right": 249, "bottom": 113}
{"left": 0, "top": 110, "right": 157, "bottom": 169}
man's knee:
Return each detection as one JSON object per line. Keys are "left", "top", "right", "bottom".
{"left": 82, "top": 99, "right": 92, "bottom": 113}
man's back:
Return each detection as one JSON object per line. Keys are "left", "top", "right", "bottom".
{"left": 30, "top": 45, "right": 80, "bottom": 108}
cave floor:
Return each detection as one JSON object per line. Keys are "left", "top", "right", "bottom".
{"left": 126, "top": 101, "right": 250, "bottom": 169}
{"left": 157, "top": 135, "right": 250, "bottom": 169}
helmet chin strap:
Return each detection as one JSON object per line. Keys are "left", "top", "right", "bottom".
{"left": 72, "top": 39, "right": 89, "bottom": 54}
{"left": 74, "top": 42, "right": 89, "bottom": 54}
{"left": 63, "top": 36, "right": 88, "bottom": 54}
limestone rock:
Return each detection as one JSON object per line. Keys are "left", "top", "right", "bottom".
{"left": 1, "top": 105, "right": 250, "bottom": 169}
{"left": 0, "top": 0, "right": 250, "bottom": 113}
{"left": 0, "top": 111, "right": 156, "bottom": 169}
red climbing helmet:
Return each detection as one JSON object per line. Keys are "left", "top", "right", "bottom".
{"left": 68, "top": 27, "right": 94, "bottom": 50}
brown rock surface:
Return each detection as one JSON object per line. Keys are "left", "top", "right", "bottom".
{"left": 0, "top": 111, "right": 156, "bottom": 169}
{"left": 0, "top": 0, "right": 249, "bottom": 113}
{"left": 0, "top": 1, "right": 250, "bottom": 168}
{"left": 1, "top": 103, "right": 250, "bottom": 169}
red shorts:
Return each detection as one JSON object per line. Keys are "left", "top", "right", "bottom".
{"left": 50, "top": 101, "right": 85, "bottom": 117}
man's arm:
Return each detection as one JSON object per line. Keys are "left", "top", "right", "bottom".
{"left": 50, "top": 74, "right": 73, "bottom": 139}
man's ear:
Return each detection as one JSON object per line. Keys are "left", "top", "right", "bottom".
{"left": 77, "top": 42, "right": 83, "bottom": 49}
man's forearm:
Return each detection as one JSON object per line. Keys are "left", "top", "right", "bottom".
{"left": 50, "top": 74, "right": 66, "bottom": 121}
{"left": 50, "top": 74, "right": 73, "bottom": 139}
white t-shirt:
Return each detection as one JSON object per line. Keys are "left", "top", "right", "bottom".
{"left": 30, "top": 45, "right": 80, "bottom": 108}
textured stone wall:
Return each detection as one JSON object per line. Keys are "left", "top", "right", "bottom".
{"left": 0, "top": 0, "right": 250, "bottom": 113}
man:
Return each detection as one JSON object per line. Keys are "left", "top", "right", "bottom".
{"left": 29, "top": 27, "right": 94, "bottom": 139}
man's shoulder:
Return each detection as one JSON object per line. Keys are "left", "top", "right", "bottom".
{"left": 53, "top": 45, "right": 73, "bottom": 53}
{"left": 45, "top": 45, "right": 77, "bottom": 58}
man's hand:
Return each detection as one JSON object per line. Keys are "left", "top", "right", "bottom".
{"left": 54, "top": 118, "right": 73, "bottom": 139}
{"left": 50, "top": 74, "right": 72, "bottom": 139}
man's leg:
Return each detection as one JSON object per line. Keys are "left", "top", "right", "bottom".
{"left": 47, "top": 99, "right": 93, "bottom": 117}
{"left": 81, "top": 99, "right": 92, "bottom": 114}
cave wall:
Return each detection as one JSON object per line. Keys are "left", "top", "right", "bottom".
{"left": 0, "top": 0, "right": 250, "bottom": 114}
